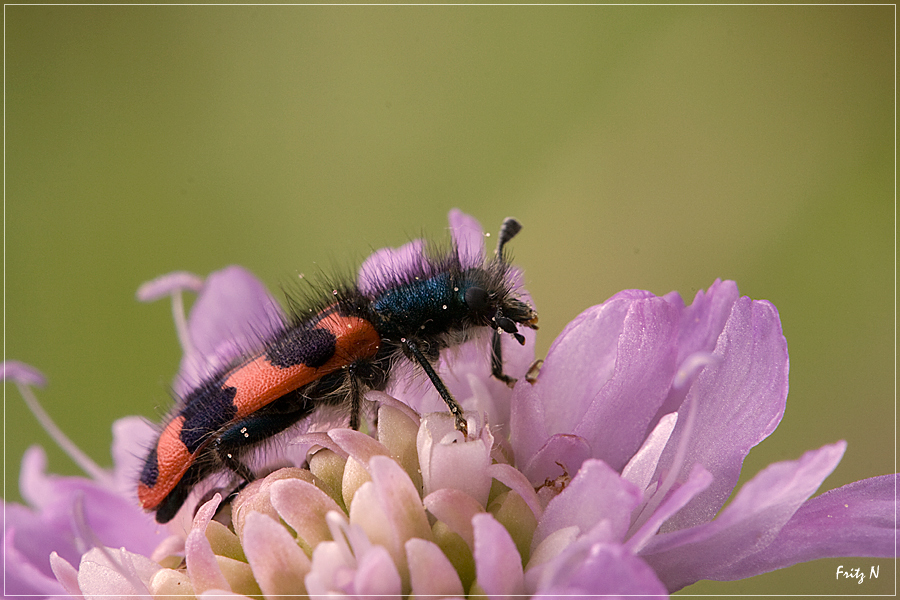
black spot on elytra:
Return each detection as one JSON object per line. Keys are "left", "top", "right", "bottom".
{"left": 139, "top": 447, "right": 159, "bottom": 487}
{"left": 266, "top": 326, "right": 337, "bottom": 369}
{"left": 179, "top": 385, "right": 238, "bottom": 453}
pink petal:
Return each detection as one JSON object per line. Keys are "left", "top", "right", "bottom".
{"left": 348, "top": 456, "right": 432, "bottom": 583}
{"left": 621, "top": 412, "right": 678, "bottom": 492}
{"left": 626, "top": 463, "right": 713, "bottom": 552}
{"left": 406, "top": 537, "right": 464, "bottom": 597}
{"left": 242, "top": 511, "right": 310, "bottom": 596}
{"left": 353, "top": 544, "right": 403, "bottom": 597}
{"left": 575, "top": 296, "right": 681, "bottom": 470}
{"left": 76, "top": 547, "right": 160, "bottom": 597}
{"left": 366, "top": 455, "right": 432, "bottom": 542}
{"left": 418, "top": 412, "right": 493, "bottom": 507}
{"left": 185, "top": 494, "right": 230, "bottom": 593}
{"left": 423, "top": 488, "right": 484, "bottom": 549}
{"left": 4, "top": 525, "right": 68, "bottom": 596}
{"left": 328, "top": 428, "right": 390, "bottom": 464}
{"left": 508, "top": 382, "right": 549, "bottom": 476}
{"left": 487, "top": 463, "right": 543, "bottom": 521}
{"left": 472, "top": 512, "right": 524, "bottom": 597}
{"left": 269, "top": 477, "right": 344, "bottom": 549}
{"left": 49, "top": 552, "right": 82, "bottom": 598}
{"left": 670, "top": 279, "right": 741, "bottom": 365}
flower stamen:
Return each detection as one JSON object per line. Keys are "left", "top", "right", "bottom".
{"left": 136, "top": 271, "right": 204, "bottom": 358}
{"left": 628, "top": 386, "right": 699, "bottom": 537}
{"left": 6, "top": 362, "right": 112, "bottom": 486}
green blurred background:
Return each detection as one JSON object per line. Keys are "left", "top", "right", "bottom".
{"left": 4, "top": 5, "right": 893, "bottom": 595}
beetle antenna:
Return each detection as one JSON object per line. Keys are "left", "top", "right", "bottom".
{"left": 496, "top": 217, "right": 523, "bottom": 261}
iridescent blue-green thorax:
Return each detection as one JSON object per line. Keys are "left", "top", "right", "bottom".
{"left": 367, "top": 269, "right": 489, "bottom": 341}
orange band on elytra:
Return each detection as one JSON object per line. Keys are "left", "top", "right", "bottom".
{"left": 137, "top": 416, "right": 192, "bottom": 509}
{"left": 224, "top": 315, "right": 381, "bottom": 418}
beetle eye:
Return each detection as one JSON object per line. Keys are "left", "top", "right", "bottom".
{"left": 465, "top": 286, "right": 490, "bottom": 312}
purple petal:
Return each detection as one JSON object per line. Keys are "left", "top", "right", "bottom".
{"left": 472, "top": 512, "right": 525, "bottom": 597}
{"left": 512, "top": 295, "right": 680, "bottom": 473}
{"left": 508, "top": 381, "right": 550, "bottom": 476}
{"left": 19, "top": 445, "right": 55, "bottom": 508}
{"left": 641, "top": 441, "right": 846, "bottom": 591}
{"left": 69, "top": 484, "right": 162, "bottom": 558}
{"left": 175, "top": 266, "right": 285, "bottom": 395}
{"left": 358, "top": 239, "right": 428, "bottom": 297}
{"left": 109, "top": 416, "right": 158, "bottom": 494}
{"left": 520, "top": 433, "right": 592, "bottom": 487}
{"left": 626, "top": 463, "right": 713, "bottom": 552}
{"left": 621, "top": 412, "right": 678, "bottom": 492}
{"left": 671, "top": 279, "right": 741, "bottom": 364}
{"left": 575, "top": 296, "right": 681, "bottom": 470}
{"left": 654, "top": 295, "right": 789, "bottom": 530}
{"left": 648, "top": 280, "right": 740, "bottom": 426}
{"left": 3, "top": 524, "right": 68, "bottom": 596}
{"left": 528, "top": 301, "right": 630, "bottom": 430}
{"left": 448, "top": 209, "right": 485, "bottom": 268}
{"left": 533, "top": 459, "right": 642, "bottom": 549}
{"left": 710, "top": 472, "right": 899, "bottom": 581}
{"left": 531, "top": 537, "right": 668, "bottom": 596}
{"left": 10, "top": 445, "right": 163, "bottom": 582}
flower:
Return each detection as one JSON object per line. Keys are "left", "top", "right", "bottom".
{"left": 4, "top": 210, "right": 896, "bottom": 598}
{"left": 2, "top": 364, "right": 167, "bottom": 598}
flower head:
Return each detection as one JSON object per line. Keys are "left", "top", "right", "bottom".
{"left": 4, "top": 210, "right": 896, "bottom": 598}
